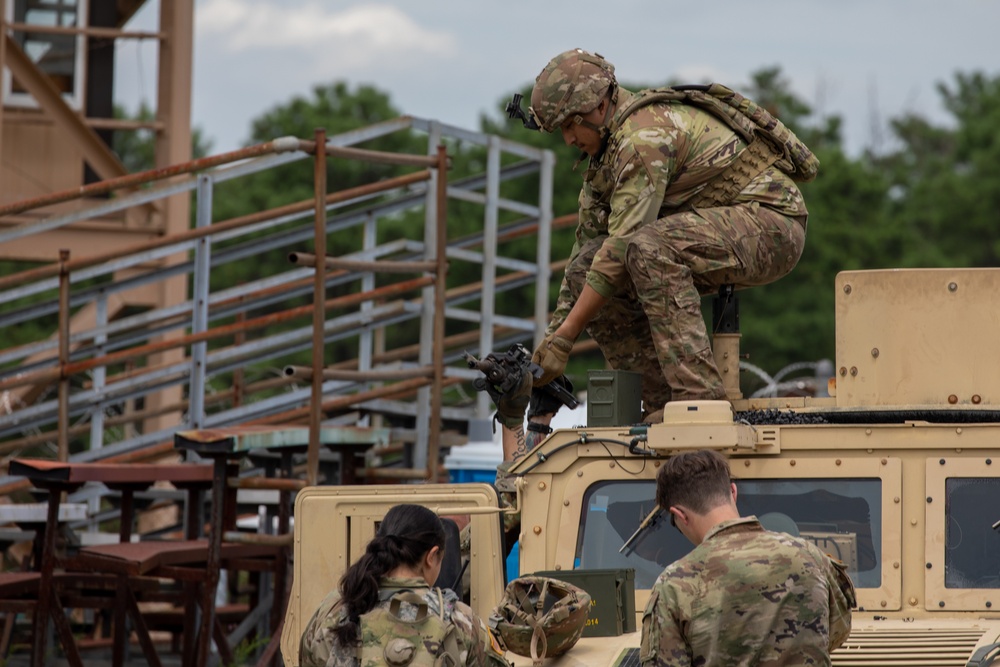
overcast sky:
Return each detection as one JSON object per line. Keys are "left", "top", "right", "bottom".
{"left": 115, "top": 0, "right": 1000, "bottom": 157}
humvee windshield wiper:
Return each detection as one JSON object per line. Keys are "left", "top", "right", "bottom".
{"left": 619, "top": 505, "right": 665, "bottom": 556}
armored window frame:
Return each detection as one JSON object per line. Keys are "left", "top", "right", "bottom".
{"left": 553, "top": 455, "right": 901, "bottom": 614}
{"left": 924, "top": 456, "right": 1000, "bottom": 611}
{"left": 736, "top": 456, "right": 901, "bottom": 612}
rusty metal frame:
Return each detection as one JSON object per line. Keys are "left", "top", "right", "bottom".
{"left": 0, "top": 117, "right": 557, "bottom": 493}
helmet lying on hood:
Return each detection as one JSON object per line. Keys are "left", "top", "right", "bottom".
{"left": 490, "top": 575, "right": 591, "bottom": 664}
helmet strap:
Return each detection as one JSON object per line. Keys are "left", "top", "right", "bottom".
{"left": 570, "top": 85, "right": 618, "bottom": 170}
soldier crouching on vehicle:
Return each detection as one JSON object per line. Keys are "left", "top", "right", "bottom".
{"left": 509, "top": 49, "right": 812, "bottom": 414}
{"left": 640, "top": 450, "right": 856, "bottom": 666}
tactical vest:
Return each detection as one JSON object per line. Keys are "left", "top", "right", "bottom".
{"left": 358, "top": 589, "right": 466, "bottom": 667}
{"left": 608, "top": 84, "right": 819, "bottom": 208}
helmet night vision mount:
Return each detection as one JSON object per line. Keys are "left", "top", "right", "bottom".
{"left": 505, "top": 93, "right": 541, "bottom": 131}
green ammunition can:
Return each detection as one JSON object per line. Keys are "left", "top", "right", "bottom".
{"left": 531, "top": 568, "right": 636, "bottom": 637}
{"left": 587, "top": 370, "right": 643, "bottom": 427}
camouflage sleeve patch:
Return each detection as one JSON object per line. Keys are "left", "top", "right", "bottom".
{"left": 452, "top": 600, "right": 512, "bottom": 666}
{"left": 827, "top": 556, "right": 857, "bottom": 650}
{"left": 297, "top": 591, "right": 344, "bottom": 667}
{"left": 640, "top": 583, "right": 691, "bottom": 666}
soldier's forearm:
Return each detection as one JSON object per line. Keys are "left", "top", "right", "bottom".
{"left": 502, "top": 422, "right": 528, "bottom": 463}
{"left": 555, "top": 284, "right": 608, "bottom": 341}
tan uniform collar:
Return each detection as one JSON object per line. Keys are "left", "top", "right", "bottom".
{"left": 702, "top": 515, "right": 763, "bottom": 542}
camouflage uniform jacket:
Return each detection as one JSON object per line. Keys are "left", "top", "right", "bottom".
{"left": 299, "top": 576, "right": 510, "bottom": 667}
{"left": 549, "top": 87, "right": 809, "bottom": 331}
{"left": 640, "top": 516, "right": 856, "bottom": 667}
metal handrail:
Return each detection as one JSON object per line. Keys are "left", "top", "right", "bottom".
{"left": 0, "top": 117, "right": 556, "bottom": 482}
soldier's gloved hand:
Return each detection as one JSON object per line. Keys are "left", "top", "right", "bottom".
{"left": 531, "top": 334, "right": 573, "bottom": 386}
{"left": 473, "top": 369, "right": 532, "bottom": 430}
{"left": 496, "top": 368, "right": 532, "bottom": 429}
{"left": 527, "top": 375, "right": 574, "bottom": 419}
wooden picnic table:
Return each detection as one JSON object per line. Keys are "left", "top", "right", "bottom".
{"left": 6, "top": 459, "right": 213, "bottom": 667}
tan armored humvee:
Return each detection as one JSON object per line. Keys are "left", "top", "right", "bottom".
{"left": 281, "top": 268, "right": 1000, "bottom": 666}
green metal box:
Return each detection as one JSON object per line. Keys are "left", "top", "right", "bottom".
{"left": 532, "top": 568, "right": 636, "bottom": 637}
{"left": 587, "top": 370, "right": 643, "bottom": 427}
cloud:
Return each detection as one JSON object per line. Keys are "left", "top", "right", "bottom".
{"left": 198, "top": 0, "right": 457, "bottom": 64}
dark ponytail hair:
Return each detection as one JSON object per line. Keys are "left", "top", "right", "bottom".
{"left": 331, "top": 503, "right": 446, "bottom": 647}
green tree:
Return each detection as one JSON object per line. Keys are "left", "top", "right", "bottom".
{"left": 876, "top": 72, "right": 1000, "bottom": 267}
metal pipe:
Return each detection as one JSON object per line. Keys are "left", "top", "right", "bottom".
{"left": 0, "top": 276, "right": 434, "bottom": 393}
{"left": 536, "top": 150, "right": 555, "bottom": 344}
{"left": 288, "top": 254, "right": 437, "bottom": 274}
{"left": 5, "top": 21, "right": 165, "bottom": 40}
{"left": 0, "top": 162, "right": 431, "bottom": 291}
{"left": 427, "top": 145, "right": 449, "bottom": 481}
{"left": 189, "top": 174, "right": 213, "bottom": 429}
{"left": 361, "top": 212, "right": 378, "bottom": 415}
{"left": 308, "top": 128, "right": 327, "bottom": 487}
{"left": 326, "top": 144, "right": 442, "bottom": 168}
{"left": 284, "top": 366, "right": 434, "bottom": 381}
{"left": 4, "top": 399, "right": 190, "bottom": 452}
{"left": 233, "top": 308, "right": 247, "bottom": 408}
{"left": 0, "top": 137, "right": 305, "bottom": 219}
{"left": 57, "top": 249, "right": 70, "bottom": 462}
{"left": 478, "top": 136, "right": 501, "bottom": 417}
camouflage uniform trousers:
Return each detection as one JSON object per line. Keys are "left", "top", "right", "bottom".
{"left": 564, "top": 238, "right": 674, "bottom": 413}
{"left": 568, "top": 202, "right": 805, "bottom": 405}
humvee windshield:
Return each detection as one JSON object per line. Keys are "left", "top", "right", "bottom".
{"left": 945, "top": 477, "right": 1000, "bottom": 589}
{"left": 575, "top": 477, "right": 882, "bottom": 589}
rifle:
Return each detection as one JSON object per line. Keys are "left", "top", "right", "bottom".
{"left": 464, "top": 343, "right": 579, "bottom": 411}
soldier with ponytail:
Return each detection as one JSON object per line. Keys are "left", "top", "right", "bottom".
{"left": 299, "top": 503, "right": 510, "bottom": 666}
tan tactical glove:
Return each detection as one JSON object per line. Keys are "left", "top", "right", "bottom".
{"left": 531, "top": 334, "right": 574, "bottom": 386}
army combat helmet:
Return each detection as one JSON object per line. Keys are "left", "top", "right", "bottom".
{"left": 530, "top": 48, "right": 617, "bottom": 134}
{"left": 490, "top": 575, "right": 591, "bottom": 665}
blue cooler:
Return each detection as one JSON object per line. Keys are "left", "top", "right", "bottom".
{"left": 444, "top": 442, "right": 502, "bottom": 484}
{"left": 506, "top": 541, "right": 520, "bottom": 582}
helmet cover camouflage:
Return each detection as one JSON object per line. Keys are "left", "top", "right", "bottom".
{"left": 490, "top": 576, "right": 591, "bottom": 662}
{"left": 529, "top": 49, "right": 616, "bottom": 133}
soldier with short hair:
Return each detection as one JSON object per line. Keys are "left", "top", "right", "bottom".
{"left": 299, "top": 503, "right": 509, "bottom": 667}
{"left": 641, "top": 450, "right": 856, "bottom": 666}
{"left": 521, "top": 49, "right": 811, "bottom": 414}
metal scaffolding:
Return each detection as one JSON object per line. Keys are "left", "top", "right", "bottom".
{"left": 0, "top": 117, "right": 564, "bottom": 487}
